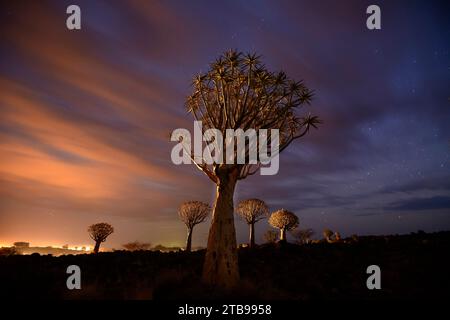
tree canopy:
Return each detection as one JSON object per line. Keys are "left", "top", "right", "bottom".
{"left": 185, "top": 49, "right": 321, "bottom": 182}
{"left": 178, "top": 201, "right": 211, "bottom": 229}
{"left": 88, "top": 222, "right": 114, "bottom": 243}
{"left": 236, "top": 198, "right": 269, "bottom": 224}
{"left": 269, "top": 209, "right": 299, "bottom": 231}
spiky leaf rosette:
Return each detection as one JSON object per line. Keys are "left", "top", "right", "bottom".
{"left": 185, "top": 49, "right": 321, "bottom": 182}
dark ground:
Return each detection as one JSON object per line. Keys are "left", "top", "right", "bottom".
{"left": 1, "top": 231, "right": 449, "bottom": 300}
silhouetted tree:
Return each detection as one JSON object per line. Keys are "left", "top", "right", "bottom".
{"left": 182, "top": 50, "right": 320, "bottom": 287}
{"left": 269, "top": 209, "right": 299, "bottom": 242}
{"left": 291, "top": 228, "right": 315, "bottom": 245}
{"left": 264, "top": 229, "right": 279, "bottom": 244}
{"left": 122, "top": 241, "right": 152, "bottom": 251}
{"left": 178, "top": 201, "right": 210, "bottom": 252}
{"left": 88, "top": 223, "right": 114, "bottom": 253}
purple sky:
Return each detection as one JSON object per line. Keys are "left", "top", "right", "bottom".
{"left": 0, "top": 0, "right": 449, "bottom": 249}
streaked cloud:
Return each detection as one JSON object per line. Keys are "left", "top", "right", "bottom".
{"left": 0, "top": 0, "right": 449, "bottom": 247}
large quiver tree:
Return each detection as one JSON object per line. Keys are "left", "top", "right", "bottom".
{"left": 183, "top": 50, "right": 320, "bottom": 288}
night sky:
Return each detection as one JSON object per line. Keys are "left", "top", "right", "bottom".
{"left": 1, "top": 0, "right": 449, "bottom": 249}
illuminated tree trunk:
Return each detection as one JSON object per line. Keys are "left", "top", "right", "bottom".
{"left": 249, "top": 222, "right": 255, "bottom": 248}
{"left": 186, "top": 227, "right": 193, "bottom": 252}
{"left": 93, "top": 241, "right": 101, "bottom": 254}
{"left": 280, "top": 228, "right": 286, "bottom": 241}
{"left": 202, "top": 169, "right": 239, "bottom": 288}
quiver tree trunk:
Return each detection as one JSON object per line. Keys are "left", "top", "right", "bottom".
{"left": 280, "top": 228, "right": 286, "bottom": 242}
{"left": 202, "top": 168, "right": 239, "bottom": 288}
{"left": 249, "top": 222, "right": 255, "bottom": 248}
{"left": 186, "top": 227, "right": 193, "bottom": 252}
{"left": 93, "top": 241, "right": 101, "bottom": 254}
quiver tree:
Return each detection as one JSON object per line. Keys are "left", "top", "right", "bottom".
{"left": 178, "top": 201, "right": 211, "bottom": 252}
{"left": 291, "top": 228, "right": 315, "bottom": 245}
{"left": 178, "top": 50, "right": 320, "bottom": 288}
{"left": 264, "top": 229, "right": 278, "bottom": 244}
{"left": 88, "top": 223, "right": 114, "bottom": 253}
{"left": 268, "top": 209, "right": 299, "bottom": 242}
{"left": 236, "top": 199, "right": 269, "bottom": 248}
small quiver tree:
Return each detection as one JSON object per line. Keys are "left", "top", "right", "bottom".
{"left": 178, "top": 201, "right": 211, "bottom": 252}
{"left": 88, "top": 222, "right": 114, "bottom": 254}
{"left": 268, "top": 209, "right": 299, "bottom": 242}
{"left": 236, "top": 199, "right": 269, "bottom": 248}
{"left": 291, "top": 228, "right": 315, "bottom": 245}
